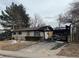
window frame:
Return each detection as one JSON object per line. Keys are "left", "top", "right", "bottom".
{"left": 18, "top": 31, "right": 22, "bottom": 35}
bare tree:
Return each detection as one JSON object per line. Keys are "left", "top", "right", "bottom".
{"left": 57, "top": 14, "right": 64, "bottom": 27}
{"left": 57, "top": 1, "right": 79, "bottom": 41}
{"left": 30, "top": 14, "right": 46, "bottom": 28}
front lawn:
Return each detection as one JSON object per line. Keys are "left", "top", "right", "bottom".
{"left": 0, "top": 40, "right": 37, "bottom": 51}
{"left": 57, "top": 43, "right": 79, "bottom": 57}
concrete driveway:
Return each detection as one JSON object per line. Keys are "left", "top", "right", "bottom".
{"left": 0, "top": 41, "right": 67, "bottom": 58}
{"left": 18, "top": 41, "right": 66, "bottom": 57}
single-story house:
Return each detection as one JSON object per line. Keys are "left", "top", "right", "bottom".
{"left": 11, "top": 26, "right": 53, "bottom": 41}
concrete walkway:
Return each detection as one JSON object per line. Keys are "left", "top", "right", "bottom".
{"left": 0, "top": 42, "right": 68, "bottom": 58}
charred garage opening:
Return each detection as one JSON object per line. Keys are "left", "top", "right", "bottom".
{"left": 53, "top": 25, "right": 70, "bottom": 42}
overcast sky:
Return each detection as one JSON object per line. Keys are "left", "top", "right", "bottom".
{"left": 0, "top": 0, "right": 73, "bottom": 28}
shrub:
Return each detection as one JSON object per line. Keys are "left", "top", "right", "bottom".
{"left": 25, "top": 36, "right": 42, "bottom": 41}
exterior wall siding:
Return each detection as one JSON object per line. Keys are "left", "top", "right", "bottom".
{"left": 29, "top": 32, "right": 34, "bottom": 36}
{"left": 40, "top": 32, "right": 44, "bottom": 37}
{"left": 22, "top": 32, "right": 27, "bottom": 36}
{"left": 12, "top": 31, "right": 36, "bottom": 40}
{"left": 12, "top": 31, "right": 52, "bottom": 40}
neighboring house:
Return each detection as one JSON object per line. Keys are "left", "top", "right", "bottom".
{"left": 11, "top": 26, "right": 53, "bottom": 41}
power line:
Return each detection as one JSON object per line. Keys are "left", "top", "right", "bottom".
{"left": 44, "top": 15, "right": 58, "bottom": 19}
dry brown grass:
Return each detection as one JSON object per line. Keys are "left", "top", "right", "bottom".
{"left": 0, "top": 40, "right": 35, "bottom": 51}
{"left": 58, "top": 43, "right": 79, "bottom": 57}
{"left": 1, "top": 43, "right": 27, "bottom": 51}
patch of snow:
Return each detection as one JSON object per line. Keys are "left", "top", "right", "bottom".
{"left": 9, "top": 40, "right": 17, "bottom": 44}
{"left": 56, "top": 41, "right": 64, "bottom": 44}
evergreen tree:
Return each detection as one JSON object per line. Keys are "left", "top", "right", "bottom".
{"left": 0, "top": 2, "right": 30, "bottom": 29}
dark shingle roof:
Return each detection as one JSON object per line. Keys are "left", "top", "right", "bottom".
{"left": 12, "top": 25, "right": 53, "bottom": 32}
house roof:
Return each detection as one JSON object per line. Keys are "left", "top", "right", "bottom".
{"left": 12, "top": 27, "right": 39, "bottom": 31}
{"left": 11, "top": 25, "right": 53, "bottom": 32}
{"left": 38, "top": 26, "right": 53, "bottom": 31}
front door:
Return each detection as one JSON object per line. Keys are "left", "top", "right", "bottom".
{"left": 45, "top": 32, "right": 49, "bottom": 39}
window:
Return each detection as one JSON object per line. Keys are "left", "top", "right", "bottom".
{"left": 34, "top": 31, "right": 40, "bottom": 36}
{"left": 13, "top": 32, "right": 16, "bottom": 35}
{"left": 18, "top": 31, "right": 22, "bottom": 35}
